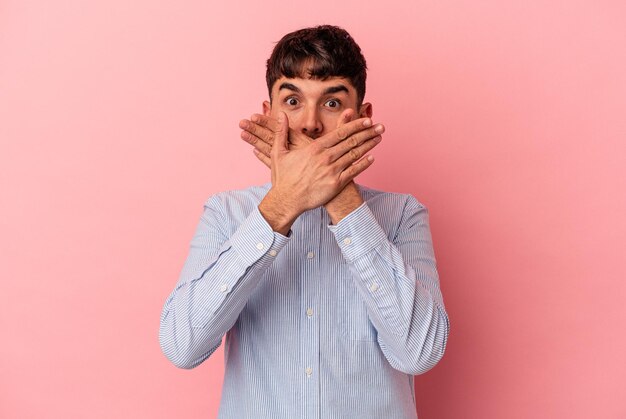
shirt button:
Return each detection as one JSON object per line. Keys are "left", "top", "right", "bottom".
{"left": 305, "top": 367, "right": 313, "bottom": 377}
{"left": 343, "top": 237, "right": 352, "bottom": 245}
{"left": 306, "top": 251, "right": 315, "bottom": 259}
{"left": 220, "top": 284, "right": 228, "bottom": 293}
{"left": 269, "top": 250, "right": 277, "bottom": 257}
{"left": 306, "top": 308, "right": 314, "bottom": 317}
{"left": 256, "top": 242, "right": 264, "bottom": 250}
{"left": 369, "top": 282, "right": 379, "bottom": 292}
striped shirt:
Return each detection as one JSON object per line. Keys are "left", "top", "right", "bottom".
{"left": 159, "top": 183, "right": 449, "bottom": 419}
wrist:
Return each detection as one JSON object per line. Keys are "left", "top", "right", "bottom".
{"left": 325, "top": 183, "right": 363, "bottom": 225}
{"left": 258, "top": 188, "right": 301, "bottom": 235}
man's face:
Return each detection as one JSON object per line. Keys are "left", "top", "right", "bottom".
{"left": 263, "top": 76, "right": 372, "bottom": 139}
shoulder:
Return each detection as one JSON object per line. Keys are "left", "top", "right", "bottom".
{"left": 204, "top": 183, "right": 270, "bottom": 205}
{"left": 202, "top": 183, "right": 271, "bottom": 219}
{"left": 356, "top": 184, "right": 430, "bottom": 238}
{"left": 358, "top": 184, "right": 427, "bottom": 212}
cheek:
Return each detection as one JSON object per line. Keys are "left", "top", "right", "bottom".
{"left": 268, "top": 106, "right": 297, "bottom": 126}
{"left": 277, "top": 107, "right": 303, "bottom": 128}
{"left": 268, "top": 105, "right": 282, "bottom": 118}
{"left": 321, "top": 112, "right": 341, "bottom": 130}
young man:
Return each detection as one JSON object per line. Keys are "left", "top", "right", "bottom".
{"left": 160, "top": 25, "right": 449, "bottom": 418}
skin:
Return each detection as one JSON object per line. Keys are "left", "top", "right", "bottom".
{"left": 239, "top": 76, "right": 385, "bottom": 235}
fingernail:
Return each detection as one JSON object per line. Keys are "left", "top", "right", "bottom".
{"left": 251, "top": 115, "right": 259, "bottom": 122}
{"left": 367, "top": 155, "right": 375, "bottom": 162}
{"left": 374, "top": 124, "right": 384, "bottom": 134}
{"left": 239, "top": 120, "right": 248, "bottom": 129}
{"left": 363, "top": 118, "right": 372, "bottom": 127}
{"left": 374, "top": 136, "right": 382, "bottom": 143}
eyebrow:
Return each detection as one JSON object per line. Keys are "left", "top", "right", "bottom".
{"left": 278, "top": 83, "right": 350, "bottom": 96}
{"left": 322, "top": 85, "right": 349, "bottom": 95}
{"left": 278, "top": 83, "right": 301, "bottom": 93}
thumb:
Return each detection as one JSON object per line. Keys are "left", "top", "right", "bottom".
{"left": 274, "top": 111, "right": 289, "bottom": 152}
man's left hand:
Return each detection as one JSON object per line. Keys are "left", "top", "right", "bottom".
{"left": 239, "top": 110, "right": 383, "bottom": 224}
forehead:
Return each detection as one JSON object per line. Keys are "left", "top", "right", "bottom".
{"left": 272, "top": 76, "right": 357, "bottom": 96}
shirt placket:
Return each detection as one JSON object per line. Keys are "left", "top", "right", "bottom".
{"left": 299, "top": 207, "right": 322, "bottom": 419}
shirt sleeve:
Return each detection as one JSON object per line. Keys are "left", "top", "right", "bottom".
{"left": 328, "top": 195, "right": 449, "bottom": 375}
{"left": 159, "top": 195, "right": 290, "bottom": 369}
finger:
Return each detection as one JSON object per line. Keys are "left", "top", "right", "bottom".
{"left": 338, "top": 155, "right": 375, "bottom": 186}
{"left": 253, "top": 148, "right": 271, "bottom": 168}
{"left": 250, "top": 114, "right": 280, "bottom": 132}
{"left": 241, "top": 131, "right": 272, "bottom": 155}
{"left": 239, "top": 119, "right": 274, "bottom": 145}
{"left": 332, "top": 136, "right": 382, "bottom": 170}
{"left": 317, "top": 117, "right": 380, "bottom": 148}
{"left": 326, "top": 123, "right": 384, "bottom": 161}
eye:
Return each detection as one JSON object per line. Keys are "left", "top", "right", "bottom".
{"left": 285, "top": 97, "right": 299, "bottom": 106}
{"left": 324, "top": 99, "right": 341, "bottom": 108}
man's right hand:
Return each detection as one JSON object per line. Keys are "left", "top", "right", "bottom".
{"left": 250, "top": 112, "right": 382, "bottom": 235}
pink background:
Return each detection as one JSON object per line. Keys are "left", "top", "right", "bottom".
{"left": 1, "top": 0, "right": 625, "bottom": 418}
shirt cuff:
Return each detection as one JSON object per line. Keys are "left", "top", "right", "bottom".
{"left": 230, "top": 206, "right": 290, "bottom": 267}
{"left": 327, "top": 202, "right": 388, "bottom": 262}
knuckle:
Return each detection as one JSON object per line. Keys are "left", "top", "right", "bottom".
{"left": 363, "top": 141, "right": 375, "bottom": 152}
{"left": 336, "top": 127, "right": 348, "bottom": 140}
{"left": 349, "top": 149, "right": 360, "bottom": 160}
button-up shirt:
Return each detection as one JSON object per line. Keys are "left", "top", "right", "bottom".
{"left": 159, "top": 183, "right": 449, "bottom": 419}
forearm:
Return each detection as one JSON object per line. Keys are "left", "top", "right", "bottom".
{"left": 329, "top": 198, "right": 449, "bottom": 375}
{"left": 348, "top": 242, "right": 449, "bottom": 375}
{"left": 159, "top": 199, "right": 289, "bottom": 369}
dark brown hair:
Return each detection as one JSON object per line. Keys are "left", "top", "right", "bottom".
{"left": 266, "top": 25, "right": 367, "bottom": 106}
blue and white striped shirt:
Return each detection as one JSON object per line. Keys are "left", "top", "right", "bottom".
{"left": 159, "top": 183, "right": 449, "bottom": 418}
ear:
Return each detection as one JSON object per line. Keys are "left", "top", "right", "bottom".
{"left": 359, "top": 102, "right": 373, "bottom": 118}
{"left": 263, "top": 101, "right": 271, "bottom": 116}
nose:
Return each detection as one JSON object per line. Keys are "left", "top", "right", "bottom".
{"left": 300, "top": 107, "right": 323, "bottom": 138}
